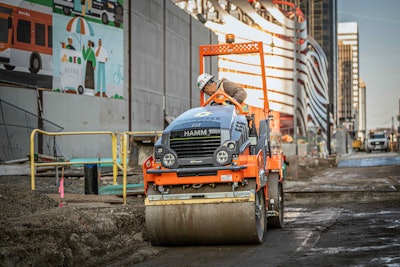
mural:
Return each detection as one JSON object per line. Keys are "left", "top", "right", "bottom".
{"left": 0, "top": 0, "right": 124, "bottom": 99}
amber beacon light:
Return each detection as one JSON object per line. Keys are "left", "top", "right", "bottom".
{"left": 225, "top": 34, "right": 235, "bottom": 44}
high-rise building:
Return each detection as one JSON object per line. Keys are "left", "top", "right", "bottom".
{"left": 338, "top": 22, "right": 359, "bottom": 137}
{"left": 338, "top": 39, "right": 353, "bottom": 127}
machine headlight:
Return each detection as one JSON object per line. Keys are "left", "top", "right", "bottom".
{"left": 156, "top": 147, "right": 163, "bottom": 154}
{"left": 216, "top": 150, "right": 229, "bottom": 165}
{"left": 227, "top": 142, "right": 236, "bottom": 150}
{"left": 162, "top": 153, "right": 175, "bottom": 167}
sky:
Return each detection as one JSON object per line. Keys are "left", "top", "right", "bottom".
{"left": 338, "top": 0, "right": 400, "bottom": 131}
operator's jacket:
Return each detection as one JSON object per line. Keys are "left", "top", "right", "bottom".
{"left": 216, "top": 78, "right": 247, "bottom": 104}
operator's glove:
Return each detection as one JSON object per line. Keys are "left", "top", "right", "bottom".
{"left": 241, "top": 104, "right": 249, "bottom": 113}
{"left": 210, "top": 100, "right": 218, "bottom": 106}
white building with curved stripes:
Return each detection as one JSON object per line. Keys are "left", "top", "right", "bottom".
{"left": 176, "top": 0, "right": 333, "bottom": 139}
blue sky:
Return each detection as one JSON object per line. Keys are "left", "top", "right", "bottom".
{"left": 338, "top": 0, "right": 400, "bottom": 131}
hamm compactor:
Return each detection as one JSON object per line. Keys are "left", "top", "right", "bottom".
{"left": 142, "top": 39, "right": 286, "bottom": 245}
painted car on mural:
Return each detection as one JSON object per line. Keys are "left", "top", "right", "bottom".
{"left": 54, "top": 0, "right": 123, "bottom": 27}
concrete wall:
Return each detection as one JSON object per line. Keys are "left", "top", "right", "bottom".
{"left": 42, "top": 93, "right": 128, "bottom": 158}
{"left": 130, "top": 0, "right": 217, "bottom": 130}
{"left": 0, "top": 88, "right": 38, "bottom": 160}
{"left": 0, "top": 0, "right": 217, "bottom": 161}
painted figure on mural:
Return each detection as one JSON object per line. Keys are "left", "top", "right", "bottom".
{"left": 95, "top": 38, "right": 108, "bottom": 97}
{"left": 82, "top": 40, "right": 96, "bottom": 89}
{"left": 60, "top": 36, "right": 75, "bottom": 50}
{"left": 66, "top": 36, "right": 76, "bottom": 50}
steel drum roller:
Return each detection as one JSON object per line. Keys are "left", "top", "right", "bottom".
{"left": 145, "top": 190, "right": 266, "bottom": 245}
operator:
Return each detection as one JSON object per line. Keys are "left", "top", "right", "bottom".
{"left": 197, "top": 73, "right": 247, "bottom": 104}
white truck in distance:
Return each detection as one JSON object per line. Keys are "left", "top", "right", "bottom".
{"left": 365, "top": 131, "right": 390, "bottom": 153}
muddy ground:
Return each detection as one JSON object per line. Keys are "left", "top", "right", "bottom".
{"left": 0, "top": 167, "right": 164, "bottom": 267}
{"left": 0, "top": 157, "right": 362, "bottom": 266}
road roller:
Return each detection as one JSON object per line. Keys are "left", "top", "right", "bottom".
{"left": 142, "top": 41, "right": 286, "bottom": 245}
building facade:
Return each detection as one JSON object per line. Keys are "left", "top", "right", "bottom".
{"left": 293, "top": 0, "right": 337, "bottom": 153}
{"left": 338, "top": 22, "right": 360, "bottom": 138}
{"left": 359, "top": 78, "right": 366, "bottom": 138}
{"left": 174, "top": 0, "right": 331, "bottom": 142}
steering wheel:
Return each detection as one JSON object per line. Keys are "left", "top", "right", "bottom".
{"left": 203, "top": 90, "right": 248, "bottom": 115}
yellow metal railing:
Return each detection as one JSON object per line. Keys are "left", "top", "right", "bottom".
{"left": 120, "top": 131, "right": 162, "bottom": 202}
{"left": 30, "top": 129, "right": 162, "bottom": 204}
{"left": 30, "top": 129, "right": 121, "bottom": 195}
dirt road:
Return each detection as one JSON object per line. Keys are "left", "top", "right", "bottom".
{"left": 136, "top": 155, "right": 400, "bottom": 267}
{"left": 0, "top": 153, "right": 399, "bottom": 266}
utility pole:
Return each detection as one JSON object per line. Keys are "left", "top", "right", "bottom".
{"left": 327, "top": 104, "right": 331, "bottom": 155}
{"left": 397, "top": 99, "right": 400, "bottom": 151}
{"left": 391, "top": 116, "right": 394, "bottom": 151}
{"left": 344, "top": 83, "right": 348, "bottom": 153}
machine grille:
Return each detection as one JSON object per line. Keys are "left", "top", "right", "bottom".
{"left": 170, "top": 129, "right": 221, "bottom": 158}
{"left": 371, "top": 141, "right": 384, "bottom": 145}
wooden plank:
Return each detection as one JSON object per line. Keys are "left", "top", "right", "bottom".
{"left": 0, "top": 163, "right": 30, "bottom": 176}
{"left": 99, "top": 183, "right": 144, "bottom": 195}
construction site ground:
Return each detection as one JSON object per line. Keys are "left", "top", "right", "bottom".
{"left": 1, "top": 152, "right": 400, "bottom": 266}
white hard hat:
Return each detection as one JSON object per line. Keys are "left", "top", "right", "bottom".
{"left": 197, "top": 73, "right": 214, "bottom": 91}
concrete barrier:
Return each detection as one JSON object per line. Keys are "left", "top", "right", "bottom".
{"left": 281, "top": 143, "right": 310, "bottom": 157}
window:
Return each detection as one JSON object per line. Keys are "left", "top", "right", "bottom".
{"left": 35, "top": 23, "right": 45, "bottom": 46}
{"left": 47, "top": 25, "right": 52, "bottom": 48}
{"left": 0, "top": 18, "right": 8, "bottom": 42}
{"left": 17, "top": 19, "right": 30, "bottom": 43}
